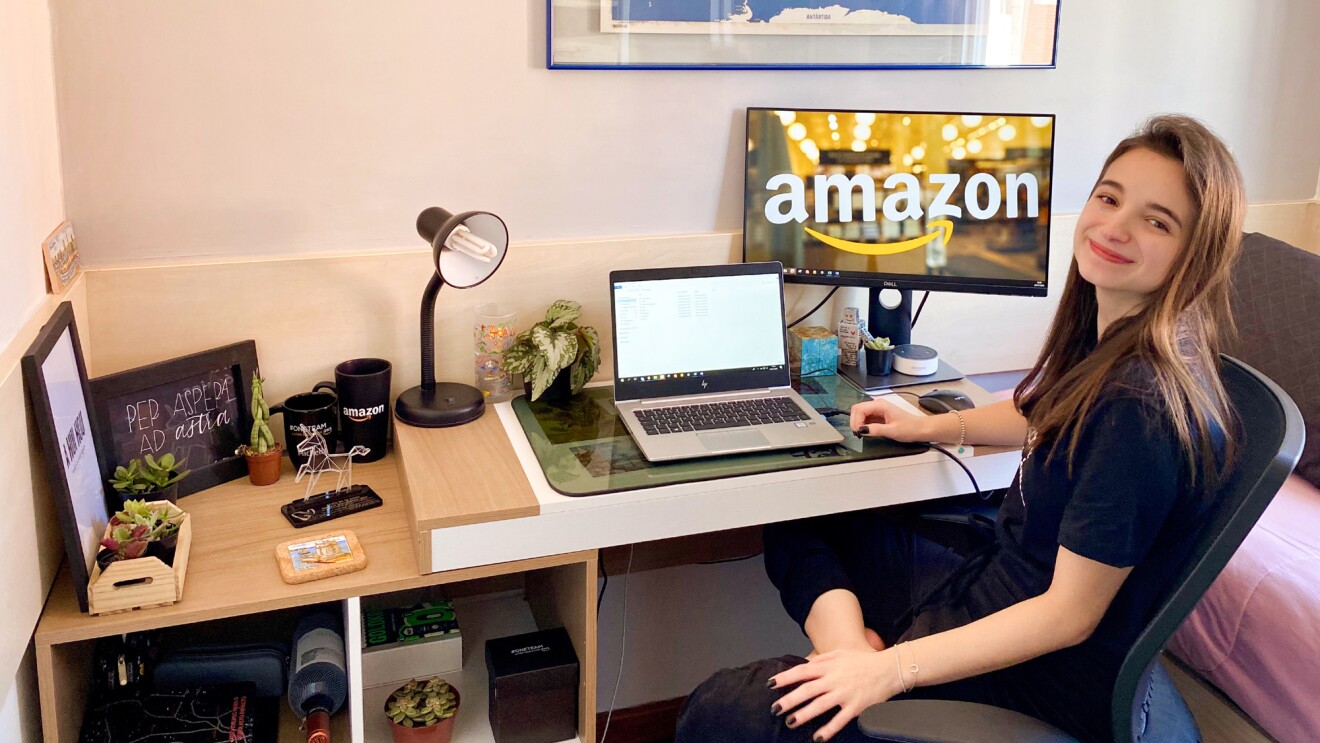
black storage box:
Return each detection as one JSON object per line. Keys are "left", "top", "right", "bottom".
{"left": 485, "top": 627, "right": 579, "bottom": 743}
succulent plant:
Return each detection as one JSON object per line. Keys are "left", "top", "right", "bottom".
{"left": 502, "top": 300, "right": 601, "bottom": 401}
{"left": 99, "top": 499, "right": 183, "bottom": 564}
{"left": 385, "top": 678, "right": 459, "bottom": 728}
{"left": 863, "top": 336, "right": 894, "bottom": 351}
{"left": 245, "top": 374, "right": 276, "bottom": 455}
{"left": 109, "top": 453, "right": 190, "bottom": 496}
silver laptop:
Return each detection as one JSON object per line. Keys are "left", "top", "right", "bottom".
{"left": 610, "top": 262, "right": 843, "bottom": 462}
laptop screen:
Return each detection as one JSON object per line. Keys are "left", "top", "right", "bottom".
{"left": 610, "top": 262, "right": 790, "bottom": 402}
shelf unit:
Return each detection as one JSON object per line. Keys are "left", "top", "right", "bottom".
{"left": 34, "top": 455, "right": 597, "bottom": 743}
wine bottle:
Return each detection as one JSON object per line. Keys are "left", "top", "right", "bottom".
{"left": 288, "top": 610, "right": 348, "bottom": 743}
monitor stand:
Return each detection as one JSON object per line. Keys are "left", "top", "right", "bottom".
{"left": 836, "top": 286, "right": 965, "bottom": 393}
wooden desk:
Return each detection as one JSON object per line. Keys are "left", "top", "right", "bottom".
{"left": 35, "top": 375, "right": 1015, "bottom": 743}
{"left": 34, "top": 457, "right": 596, "bottom": 743}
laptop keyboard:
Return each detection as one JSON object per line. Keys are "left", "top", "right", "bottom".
{"left": 634, "top": 396, "right": 811, "bottom": 436}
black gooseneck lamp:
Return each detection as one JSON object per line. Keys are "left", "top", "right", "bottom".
{"left": 394, "top": 207, "right": 509, "bottom": 428}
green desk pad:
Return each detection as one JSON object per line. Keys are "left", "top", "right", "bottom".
{"left": 512, "top": 374, "right": 928, "bottom": 497}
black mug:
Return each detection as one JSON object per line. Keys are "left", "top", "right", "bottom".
{"left": 270, "top": 384, "right": 338, "bottom": 469}
{"left": 322, "top": 358, "right": 391, "bottom": 463}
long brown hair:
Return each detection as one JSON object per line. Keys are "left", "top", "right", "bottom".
{"left": 1014, "top": 115, "right": 1245, "bottom": 487}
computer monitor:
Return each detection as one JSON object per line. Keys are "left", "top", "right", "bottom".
{"left": 743, "top": 107, "right": 1054, "bottom": 346}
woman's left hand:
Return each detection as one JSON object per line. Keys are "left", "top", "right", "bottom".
{"left": 768, "top": 647, "right": 900, "bottom": 741}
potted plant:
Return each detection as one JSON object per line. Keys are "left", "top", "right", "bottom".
{"left": 384, "top": 677, "right": 460, "bottom": 743}
{"left": 95, "top": 498, "right": 185, "bottom": 571}
{"left": 109, "top": 453, "right": 190, "bottom": 504}
{"left": 863, "top": 335, "right": 895, "bottom": 376}
{"left": 237, "top": 374, "right": 283, "bottom": 485}
{"left": 502, "top": 300, "right": 601, "bottom": 401}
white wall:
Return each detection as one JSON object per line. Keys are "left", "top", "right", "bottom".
{"left": 0, "top": 1, "right": 69, "bottom": 741}
{"left": 51, "top": 1, "right": 1320, "bottom": 266}
{"left": 1, "top": 0, "right": 64, "bottom": 348}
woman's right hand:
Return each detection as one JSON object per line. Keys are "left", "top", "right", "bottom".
{"left": 849, "top": 398, "right": 930, "bottom": 442}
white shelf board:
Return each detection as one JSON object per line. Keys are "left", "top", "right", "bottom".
{"left": 361, "top": 592, "right": 580, "bottom": 743}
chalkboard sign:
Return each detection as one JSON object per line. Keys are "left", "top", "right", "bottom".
{"left": 90, "top": 341, "right": 258, "bottom": 499}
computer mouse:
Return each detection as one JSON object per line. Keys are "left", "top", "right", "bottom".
{"left": 918, "top": 389, "right": 976, "bottom": 414}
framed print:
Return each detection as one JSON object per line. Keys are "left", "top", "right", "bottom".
{"left": 41, "top": 220, "right": 83, "bottom": 295}
{"left": 549, "top": 0, "right": 1060, "bottom": 69}
{"left": 89, "top": 341, "right": 259, "bottom": 500}
{"left": 22, "top": 302, "right": 107, "bottom": 613}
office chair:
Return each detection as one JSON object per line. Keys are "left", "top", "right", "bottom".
{"left": 858, "top": 356, "right": 1305, "bottom": 743}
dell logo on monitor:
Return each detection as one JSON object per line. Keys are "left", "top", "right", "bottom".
{"left": 883, "top": 280, "right": 898, "bottom": 288}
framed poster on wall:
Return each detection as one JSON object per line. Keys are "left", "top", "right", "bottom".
{"left": 549, "top": 0, "right": 1060, "bottom": 69}
{"left": 22, "top": 302, "right": 108, "bottom": 613}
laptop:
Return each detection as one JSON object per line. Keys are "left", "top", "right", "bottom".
{"left": 610, "top": 262, "right": 844, "bottom": 462}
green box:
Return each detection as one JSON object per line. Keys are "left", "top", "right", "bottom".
{"left": 362, "top": 600, "right": 459, "bottom": 648}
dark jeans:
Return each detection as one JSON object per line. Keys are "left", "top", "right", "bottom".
{"left": 675, "top": 510, "right": 995, "bottom": 743}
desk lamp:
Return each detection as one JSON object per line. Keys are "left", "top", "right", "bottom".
{"left": 394, "top": 207, "right": 509, "bottom": 428}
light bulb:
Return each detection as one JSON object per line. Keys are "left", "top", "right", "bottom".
{"left": 776, "top": 110, "right": 797, "bottom": 125}
{"left": 855, "top": 112, "right": 876, "bottom": 125}
{"left": 998, "top": 124, "right": 1017, "bottom": 141}
{"left": 851, "top": 140, "right": 866, "bottom": 152}
{"left": 788, "top": 122, "right": 808, "bottom": 141}
{"left": 952, "top": 146, "right": 967, "bottom": 160}
{"left": 1031, "top": 116, "right": 1051, "bottom": 128}
{"left": 445, "top": 224, "right": 496, "bottom": 263}
{"left": 853, "top": 124, "right": 871, "bottom": 140}
{"left": 832, "top": 132, "right": 840, "bottom": 141}
{"left": 911, "top": 145, "right": 926, "bottom": 160}
{"left": 961, "top": 115, "right": 982, "bottom": 127}
{"left": 967, "top": 139, "right": 983, "bottom": 154}
{"left": 901, "top": 116, "right": 911, "bottom": 126}
{"left": 942, "top": 123, "right": 958, "bottom": 141}
{"left": 902, "top": 154, "right": 914, "bottom": 167}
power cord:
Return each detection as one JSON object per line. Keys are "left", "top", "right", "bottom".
{"left": 599, "top": 544, "right": 635, "bottom": 743}
{"left": 787, "top": 287, "right": 838, "bottom": 329}
{"left": 910, "top": 291, "right": 931, "bottom": 329}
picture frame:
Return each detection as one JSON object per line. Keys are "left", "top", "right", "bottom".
{"left": 41, "top": 220, "right": 83, "bottom": 295}
{"left": 548, "top": 0, "right": 1060, "bottom": 70}
{"left": 22, "top": 302, "right": 108, "bottom": 613}
{"left": 89, "top": 341, "right": 259, "bottom": 501}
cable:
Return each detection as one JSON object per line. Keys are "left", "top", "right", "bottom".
{"left": 599, "top": 544, "right": 635, "bottom": 743}
{"left": 597, "top": 558, "right": 608, "bottom": 613}
{"left": 909, "top": 291, "right": 930, "bottom": 330}
{"left": 787, "top": 287, "right": 838, "bottom": 329}
{"left": 924, "top": 442, "right": 983, "bottom": 502}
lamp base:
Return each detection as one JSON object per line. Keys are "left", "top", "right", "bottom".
{"left": 394, "top": 383, "right": 485, "bottom": 428}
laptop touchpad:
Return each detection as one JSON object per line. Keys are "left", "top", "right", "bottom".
{"left": 697, "top": 429, "right": 770, "bottom": 453}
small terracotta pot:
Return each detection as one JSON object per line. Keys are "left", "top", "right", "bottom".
{"left": 385, "top": 689, "right": 460, "bottom": 743}
{"left": 244, "top": 444, "right": 284, "bottom": 486}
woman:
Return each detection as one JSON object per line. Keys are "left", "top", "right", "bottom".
{"left": 675, "top": 114, "right": 1246, "bottom": 743}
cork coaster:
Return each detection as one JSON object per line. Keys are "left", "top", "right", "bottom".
{"left": 276, "top": 529, "right": 367, "bottom": 584}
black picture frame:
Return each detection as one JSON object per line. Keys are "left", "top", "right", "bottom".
{"left": 89, "top": 341, "right": 259, "bottom": 501}
{"left": 22, "top": 302, "right": 107, "bottom": 613}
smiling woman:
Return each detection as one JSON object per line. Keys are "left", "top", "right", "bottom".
{"left": 675, "top": 115, "right": 1249, "bottom": 743}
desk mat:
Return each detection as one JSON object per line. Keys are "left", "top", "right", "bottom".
{"left": 512, "top": 374, "right": 927, "bottom": 497}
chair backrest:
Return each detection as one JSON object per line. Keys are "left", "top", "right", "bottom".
{"left": 1110, "top": 355, "right": 1305, "bottom": 743}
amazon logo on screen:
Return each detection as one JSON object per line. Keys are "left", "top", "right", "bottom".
{"left": 763, "top": 172, "right": 1040, "bottom": 256}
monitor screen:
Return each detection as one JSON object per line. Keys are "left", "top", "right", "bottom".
{"left": 743, "top": 108, "right": 1054, "bottom": 296}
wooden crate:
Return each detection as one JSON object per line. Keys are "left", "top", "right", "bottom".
{"left": 88, "top": 503, "right": 192, "bottom": 616}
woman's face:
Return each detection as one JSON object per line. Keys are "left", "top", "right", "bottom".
{"left": 1074, "top": 147, "right": 1195, "bottom": 306}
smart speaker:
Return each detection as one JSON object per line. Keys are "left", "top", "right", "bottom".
{"left": 892, "top": 344, "right": 940, "bottom": 376}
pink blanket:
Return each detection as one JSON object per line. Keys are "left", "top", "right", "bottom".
{"left": 1169, "top": 474, "right": 1320, "bottom": 743}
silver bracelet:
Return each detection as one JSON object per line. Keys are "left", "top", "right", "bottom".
{"left": 951, "top": 410, "right": 966, "bottom": 454}
{"left": 895, "top": 642, "right": 912, "bottom": 694}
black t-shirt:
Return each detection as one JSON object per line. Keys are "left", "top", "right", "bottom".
{"left": 911, "top": 374, "right": 1221, "bottom": 741}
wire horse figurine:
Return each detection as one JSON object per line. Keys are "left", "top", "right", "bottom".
{"left": 293, "top": 426, "right": 371, "bottom": 498}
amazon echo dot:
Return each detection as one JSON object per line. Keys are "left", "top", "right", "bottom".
{"left": 892, "top": 344, "right": 939, "bottom": 376}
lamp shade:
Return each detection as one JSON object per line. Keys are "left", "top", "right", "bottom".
{"left": 416, "top": 207, "right": 509, "bottom": 288}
